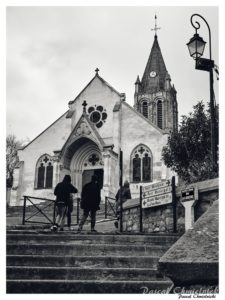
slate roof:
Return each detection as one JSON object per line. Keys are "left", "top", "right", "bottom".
{"left": 141, "top": 35, "right": 167, "bottom": 93}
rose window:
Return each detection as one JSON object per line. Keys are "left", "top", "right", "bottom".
{"left": 87, "top": 105, "right": 107, "bottom": 128}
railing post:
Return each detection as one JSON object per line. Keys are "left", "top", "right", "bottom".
{"left": 105, "top": 197, "right": 108, "bottom": 219}
{"left": 53, "top": 202, "right": 56, "bottom": 225}
{"left": 172, "top": 176, "right": 177, "bottom": 233}
{"left": 140, "top": 186, "right": 143, "bottom": 233}
{"left": 77, "top": 197, "right": 80, "bottom": 225}
{"left": 22, "top": 196, "right": 27, "bottom": 225}
{"left": 119, "top": 191, "right": 123, "bottom": 233}
{"left": 119, "top": 149, "right": 123, "bottom": 233}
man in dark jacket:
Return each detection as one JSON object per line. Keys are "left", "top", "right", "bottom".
{"left": 78, "top": 175, "right": 101, "bottom": 232}
{"left": 114, "top": 180, "right": 131, "bottom": 229}
{"left": 53, "top": 175, "right": 78, "bottom": 231}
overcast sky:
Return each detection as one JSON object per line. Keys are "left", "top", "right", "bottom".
{"left": 6, "top": 6, "right": 219, "bottom": 142}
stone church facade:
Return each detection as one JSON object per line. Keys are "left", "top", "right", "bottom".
{"left": 10, "top": 33, "right": 178, "bottom": 206}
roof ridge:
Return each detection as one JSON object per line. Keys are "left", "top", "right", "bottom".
{"left": 20, "top": 111, "right": 69, "bottom": 150}
{"left": 70, "top": 73, "right": 121, "bottom": 105}
{"left": 96, "top": 74, "right": 121, "bottom": 96}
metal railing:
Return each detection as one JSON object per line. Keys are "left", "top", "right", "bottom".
{"left": 104, "top": 196, "right": 117, "bottom": 219}
{"left": 22, "top": 195, "right": 120, "bottom": 228}
{"left": 22, "top": 195, "right": 81, "bottom": 226}
{"left": 22, "top": 196, "right": 55, "bottom": 225}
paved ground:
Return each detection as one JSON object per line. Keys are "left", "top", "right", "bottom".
{"left": 6, "top": 207, "right": 117, "bottom": 233}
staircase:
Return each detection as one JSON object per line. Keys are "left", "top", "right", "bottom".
{"left": 6, "top": 228, "right": 180, "bottom": 293}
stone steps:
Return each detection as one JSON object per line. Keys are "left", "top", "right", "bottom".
{"left": 7, "top": 243, "right": 169, "bottom": 256}
{"left": 7, "top": 266, "right": 164, "bottom": 281}
{"left": 7, "top": 255, "right": 160, "bottom": 268}
{"left": 7, "top": 232, "right": 179, "bottom": 245}
{"left": 6, "top": 229, "right": 179, "bottom": 293}
{"left": 7, "top": 279, "right": 172, "bottom": 293}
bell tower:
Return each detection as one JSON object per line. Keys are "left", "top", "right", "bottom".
{"left": 134, "top": 15, "right": 178, "bottom": 132}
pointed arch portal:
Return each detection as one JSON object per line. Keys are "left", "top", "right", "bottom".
{"left": 61, "top": 137, "right": 104, "bottom": 194}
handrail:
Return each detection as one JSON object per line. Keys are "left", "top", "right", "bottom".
{"left": 25, "top": 200, "right": 54, "bottom": 222}
{"left": 22, "top": 196, "right": 55, "bottom": 225}
{"left": 22, "top": 195, "right": 81, "bottom": 226}
{"left": 23, "top": 195, "right": 55, "bottom": 202}
{"left": 105, "top": 197, "right": 117, "bottom": 219}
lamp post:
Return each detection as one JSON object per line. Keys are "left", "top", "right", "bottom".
{"left": 186, "top": 14, "right": 217, "bottom": 169}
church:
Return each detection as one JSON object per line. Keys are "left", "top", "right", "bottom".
{"left": 10, "top": 27, "right": 178, "bottom": 206}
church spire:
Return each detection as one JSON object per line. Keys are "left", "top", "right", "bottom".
{"left": 134, "top": 16, "right": 178, "bottom": 132}
{"left": 141, "top": 17, "right": 167, "bottom": 93}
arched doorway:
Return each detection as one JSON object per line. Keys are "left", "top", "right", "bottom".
{"left": 61, "top": 137, "right": 104, "bottom": 196}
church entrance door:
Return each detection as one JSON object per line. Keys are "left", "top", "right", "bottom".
{"left": 82, "top": 169, "right": 104, "bottom": 189}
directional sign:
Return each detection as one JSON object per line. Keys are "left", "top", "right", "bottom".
{"left": 142, "top": 193, "right": 173, "bottom": 208}
{"left": 141, "top": 179, "right": 173, "bottom": 209}
{"left": 142, "top": 186, "right": 172, "bottom": 198}
{"left": 142, "top": 180, "right": 171, "bottom": 193}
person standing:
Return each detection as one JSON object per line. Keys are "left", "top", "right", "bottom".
{"left": 114, "top": 180, "right": 131, "bottom": 229}
{"left": 53, "top": 175, "right": 78, "bottom": 231}
{"left": 67, "top": 193, "right": 74, "bottom": 230}
{"left": 78, "top": 175, "right": 101, "bottom": 232}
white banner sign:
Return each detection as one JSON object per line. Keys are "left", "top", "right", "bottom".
{"left": 142, "top": 192, "right": 173, "bottom": 208}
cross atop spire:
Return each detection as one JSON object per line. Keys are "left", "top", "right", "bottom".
{"left": 151, "top": 14, "right": 161, "bottom": 37}
{"left": 95, "top": 68, "right": 99, "bottom": 75}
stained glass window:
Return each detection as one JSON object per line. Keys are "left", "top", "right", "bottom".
{"left": 88, "top": 105, "right": 107, "bottom": 128}
{"left": 37, "top": 163, "right": 45, "bottom": 188}
{"left": 131, "top": 145, "right": 152, "bottom": 182}
{"left": 36, "top": 155, "right": 53, "bottom": 189}
{"left": 46, "top": 163, "right": 53, "bottom": 188}
{"left": 142, "top": 154, "right": 151, "bottom": 181}
{"left": 133, "top": 154, "right": 141, "bottom": 182}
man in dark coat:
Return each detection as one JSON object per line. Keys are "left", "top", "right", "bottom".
{"left": 53, "top": 175, "right": 78, "bottom": 231}
{"left": 114, "top": 180, "right": 131, "bottom": 229}
{"left": 78, "top": 175, "right": 101, "bottom": 232}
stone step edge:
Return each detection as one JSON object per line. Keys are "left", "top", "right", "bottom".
{"left": 7, "top": 243, "right": 169, "bottom": 249}
{"left": 7, "top": 254, "right": 161, "bottom": 259}
{"left": 7, "top": 279, "right": 171, "bottom": 284}
{"left": 6, "top": 233, "right": 180, "bottom": 238}
{"left": 7, "top": 266, "right": 158, "bottom": 271}
{"left": 6, "top": 229, "right": 181, "bottom": 236}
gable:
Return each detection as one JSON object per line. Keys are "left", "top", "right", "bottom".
{"left": 18, "top": 111, "right": 71, "bottom": 163}
{"left": 70, "top": 74, "right": 121, "bottom": 106}
{"left": 68, "top": 74, "right": 122, "bottom": 142}
{"left": 60, "top": 114, "right": 105, "bottom": 157}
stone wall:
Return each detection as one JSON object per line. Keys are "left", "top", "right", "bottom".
{"left": 122, "top": 201, "right": 184, "bottom": 234}
{"left": 122, "top": 178, "right": 218, "bottom": 234}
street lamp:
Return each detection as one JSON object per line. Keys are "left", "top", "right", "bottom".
{"left": 186, "top": 33, "right": 206, "bottom": 60}
{"left": 187, "top": 14, "right": 217, "bottom": 169}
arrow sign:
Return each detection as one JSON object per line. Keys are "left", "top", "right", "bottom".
{"left": 142, "top": 186, "right": 172, "bottom": 199}
{"left": 142, "top": 193, "right": 173, "bottom": 208}
{"left": 143, "top": 180, "right": 171, "bottom": 192}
